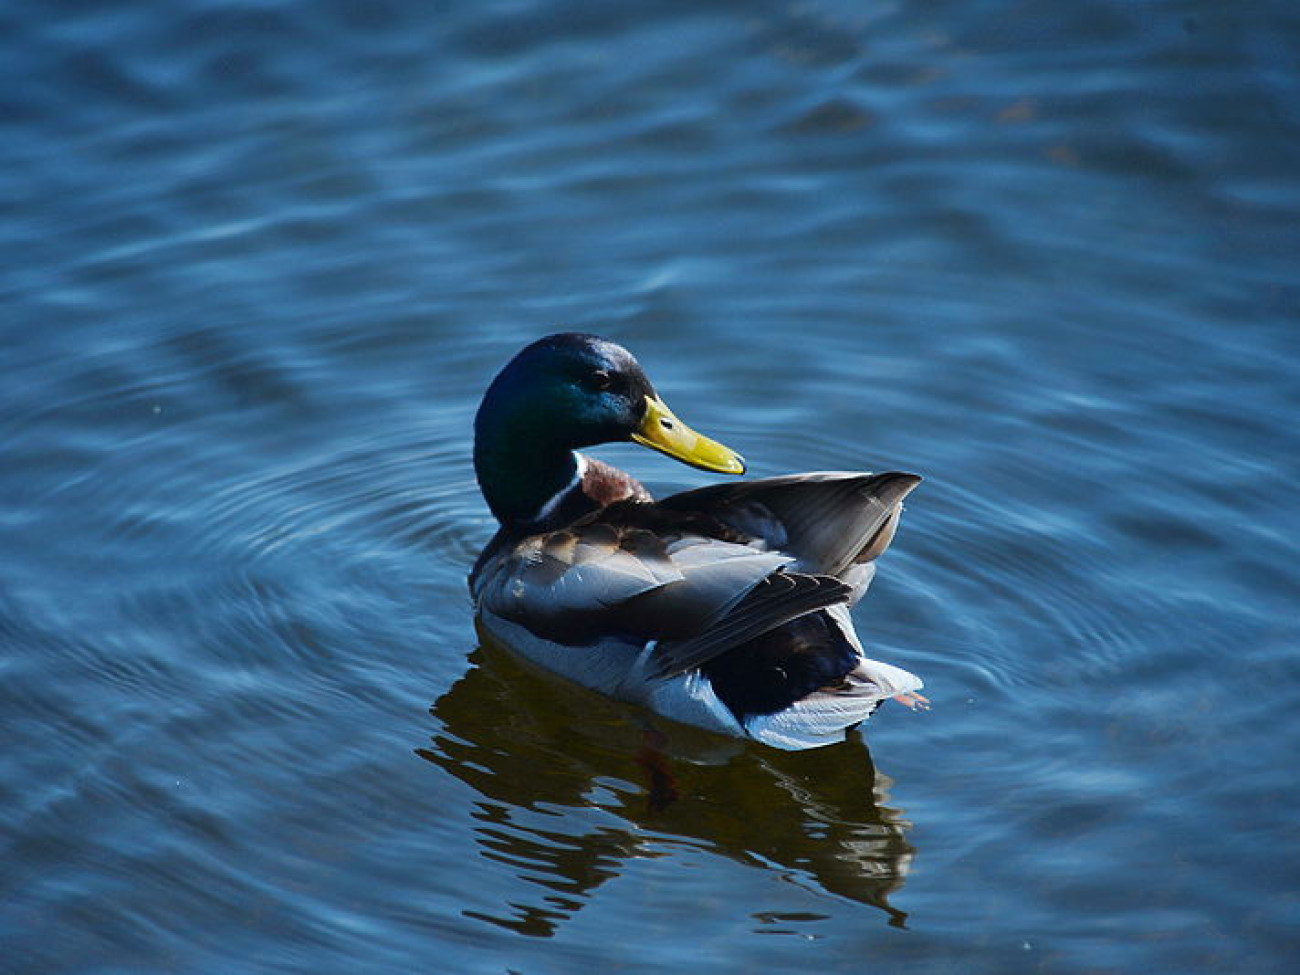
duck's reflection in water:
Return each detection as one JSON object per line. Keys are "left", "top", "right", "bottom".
{"left": 417, "top": 642, "right": 917, "bottom": 936}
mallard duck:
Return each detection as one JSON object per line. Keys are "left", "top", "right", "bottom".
{"left": 470, "top": 333, "right": 926, "bottom": 750}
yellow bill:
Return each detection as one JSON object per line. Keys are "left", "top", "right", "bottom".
{"left": 631, "top": 394, "right": 746, "bottom": 474}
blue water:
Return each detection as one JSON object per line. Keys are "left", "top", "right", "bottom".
{"left": 3, "top": 1, "right": 1298, "bottom": 972}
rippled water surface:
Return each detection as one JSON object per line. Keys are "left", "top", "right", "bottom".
{"left": 4, "top": 1, "right": 1299, "bottom": 972}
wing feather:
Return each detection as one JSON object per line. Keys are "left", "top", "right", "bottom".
{"left": 473, "top": 472, "right": 920, "bottom": 670}
{"left": 658, "top": 471, "right": 921, "bottom": 577}
{"left": 474, "top": 517, "right": 792, "bottom": 646}
{"left": 648, "top": 571, "right": 852, "bottom": 679}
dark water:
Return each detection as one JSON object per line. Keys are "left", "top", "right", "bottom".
{"left": 3, "top": 1, "right": 1298, "bottom": 971}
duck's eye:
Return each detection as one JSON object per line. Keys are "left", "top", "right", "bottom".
{"left": 585, "top": 369, "right": 614, "bottom": 393}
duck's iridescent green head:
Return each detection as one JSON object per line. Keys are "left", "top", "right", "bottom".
{"left": 474, "top": 333, "right": 745, "bottom": 524}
